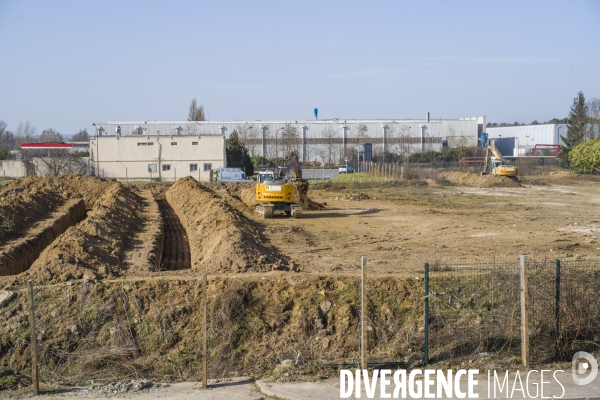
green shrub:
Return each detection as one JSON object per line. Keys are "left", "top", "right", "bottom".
{"left": 568, "top": 138, "right": 600, "bottom": 173}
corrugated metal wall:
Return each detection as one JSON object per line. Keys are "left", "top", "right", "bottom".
{"left": 92, "top": 119, "right": 482, "bottom": 162}
{"left": 486, "top": 124, "right": 566, "bottom": 148}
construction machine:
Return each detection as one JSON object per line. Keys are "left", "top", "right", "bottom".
{"left": 255, "top": 150, "right": 304, "bottom": 218}
{"left": 482, "top": 139, "right": 518, "bottom": 178}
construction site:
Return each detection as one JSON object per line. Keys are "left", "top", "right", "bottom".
{"left": 0, "top": 168, "right": 599, "bottom": 395}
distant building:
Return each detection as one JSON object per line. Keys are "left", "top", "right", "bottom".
{"left": 92, "top": 115, "right": 486, "bottom": 165}
{"left": 89, "top": 132, "right": 226, "bottom": 181}
{"left": 486, "top": 124, "right": 566, "bottom": 156}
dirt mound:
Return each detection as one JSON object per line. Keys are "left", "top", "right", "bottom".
{"left": 0, "top": 187, "right": 68, "bottom": 245}
{"left": 0, "top": 198, "right": 86, "bottom": 276}
{"left": 3, "top": 183, "right": 147, "bottom": 286}
{"left": 343, "top": 192, "right": 372, "bottom": 201}
{"left": 439, "top": 171, "right": 521, "bottom": 188}
{"left": 0, "top": 276, "right": 423, "bottom": 384}
{"left": 1, "top": 175, "right": 114, "bottom": 209}
{"left": 166, "top": 177, "right": 289, "bottom": 273}
{"left": 297, "top": 181, "right": 325, "bottom": 210}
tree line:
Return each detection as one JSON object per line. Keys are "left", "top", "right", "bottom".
{"left": 0, "top": 120, "right": 90, "bottom": 175}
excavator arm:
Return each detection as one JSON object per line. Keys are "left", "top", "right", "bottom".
{"left": 278, "top": 150, "right": 303, "bottom": 181}
{"left": 482, "top": 139, "right": 518, "bottom": 177}
{"left": 483, "top": 140, "right": 504, "bottom": 174}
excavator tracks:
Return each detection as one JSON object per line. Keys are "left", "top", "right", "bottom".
{"left": 256, "top": 204, "right": 274, "bottom": 219}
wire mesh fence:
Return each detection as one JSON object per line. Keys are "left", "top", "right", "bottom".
{"left": 3, "top": 257, "right": 599, "bottom": 388}
{"left": 427, "top": 262, "right": 522, "bottom": 363}
{"left": 558, "top": 259, "right": 600, "bottom": 359}
{"left": 426, "top": 258, "right": 600, "bottom": 365}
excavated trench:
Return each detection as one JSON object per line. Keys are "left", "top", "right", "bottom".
{"left": 0, "top": 198, "right": 87, "bottom": 276}
{"left": 158, "top": 199, "right": 191, "bottom": 270}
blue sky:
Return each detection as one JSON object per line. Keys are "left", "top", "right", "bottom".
{"left": 1, "top": 0, "right": 599, "bottom": 136}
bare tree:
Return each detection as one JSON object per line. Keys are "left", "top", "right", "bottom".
{"left": 72, "top": 128, "right": 89, "bottom": 142}
{"left": 14, "top": 121, "right": 37, "bottom": 146}
{"left": 245, "top": 127, "right": 260, "bottom": 157}
{"left": 263, "top": 126, "right": 275, "bottom": 160}
{"left": 0, "top": 120, "right": 14, "bottom": 159}
{"left": 316, "top": 145, "right": 329, "bottom": 166}
{"left": 41, "top": 128, "right": 63, "bottom": 143}
{"left": 34, "top": 150, "right": 88, "bottom": 176}
{"left": 187, "top": 98, "right": 206, "bottom": 121}
{"left": 587, "top": 98, "right": 600, "bottom": 141}
{"left": 321, "top": 128, "right": 338, "bottom": 165}
{"left": 281, "top": 123, "right": 300, "bottom": 156}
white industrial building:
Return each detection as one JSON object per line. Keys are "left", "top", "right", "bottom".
{"left": 89, "top": 133, "right": 226, "bottom": 181}
{"left": 92, "top": 115, "right": 486, "bottom": 165}
{"left": 486, "top": 124, "right": 567, "bottom": 156}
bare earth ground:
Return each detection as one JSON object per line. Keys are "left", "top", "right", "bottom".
{"left": 1, "top": 171, "right": 600, "bottom": 397}
{"left": 262, "top": 172, "right": 600, "bottom": 276}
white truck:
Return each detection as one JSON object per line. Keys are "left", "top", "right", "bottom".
{"left": 214, "top": 168, "right": 254, "bottom": 182}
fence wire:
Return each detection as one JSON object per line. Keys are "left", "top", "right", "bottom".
{"left": 427, "top": 259, "right": 600, "bottom": 365}
{"left": 428, "top": 262, "right": 521, "bottom": 362}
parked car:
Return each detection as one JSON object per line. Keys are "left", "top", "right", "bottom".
{"left": 338, "top": 165, "right": 354, "bottom": 174}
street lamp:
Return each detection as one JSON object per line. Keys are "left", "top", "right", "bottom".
{"left": 275, "top": 126, "right": 284, "bottom": 168}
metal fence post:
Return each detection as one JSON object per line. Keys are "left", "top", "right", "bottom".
{"left": 202, "top": 274, "right": 208, "bottom": 389}
{"left": 555, "top": 259, "right": 561, "bottom": 361}
{"left": 361, "top": 256, "right": 367, "bottom": 370}
{"left": 424, "top": 262, "right": 429, "bottom": 366}
{"left": 27, "top": 280, "right": 39, "bottom": 395}
{"left": 520, "top": 255, "right": 529, "bottom": 366}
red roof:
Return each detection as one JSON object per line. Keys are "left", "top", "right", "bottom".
{"left": 20, "top": 143, "right": 89, "bottom": 149}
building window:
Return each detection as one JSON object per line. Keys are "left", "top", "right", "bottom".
{"left": 192, "top": 141, "right": 198, "bottom": 145}
{"left": 171, "top": 142, "right": 177, "bottom": 145}
{"left": 148, "top": 142, "right": 154, "bottom": 146}
{"left": 148, "top": 164, "right": 157, "bottom": 173}
{"left": 203, "top": 163, "right": 212, "bottom": 171}
{"left": 162, "top": 164, "right": 171, "bottom": 171}
{"left": 190, "top": 164, "right": 198, "bottom": 172}
{"left": 137, "top": 142, "right": 148, "bottom": 146}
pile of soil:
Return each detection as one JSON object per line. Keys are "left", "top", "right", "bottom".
{"left": 439, "top": 171, "right": 521, "bottom": 188}
{"left": 2, "top": 183, "right": 148, "bottom": 287}
{"left": 1, "top": 175, "right": 114, "bottom": 209}
{"left": 166, "top": 177, "right": 289, "bottom": 273}
{"left": 343, "top": 192, "right": 372, "bottom": 201}
{"left": 0, "top": 198, "right": 86, "bottom": 276}
{"left": 0, "top": 187, "right": 68, "bottom": 245}
{"left": 0, "top": 276, "right": 424, "bottom": 384}
{"left": 297, "top": 181, "right": 325, "bottom": 210}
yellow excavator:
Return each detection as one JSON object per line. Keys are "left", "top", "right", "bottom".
{"left": 255, "top": 150, "right": 304, "bottom": 218}
{"left": 482, "top": 139, "right": 518, "bottom": 178}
